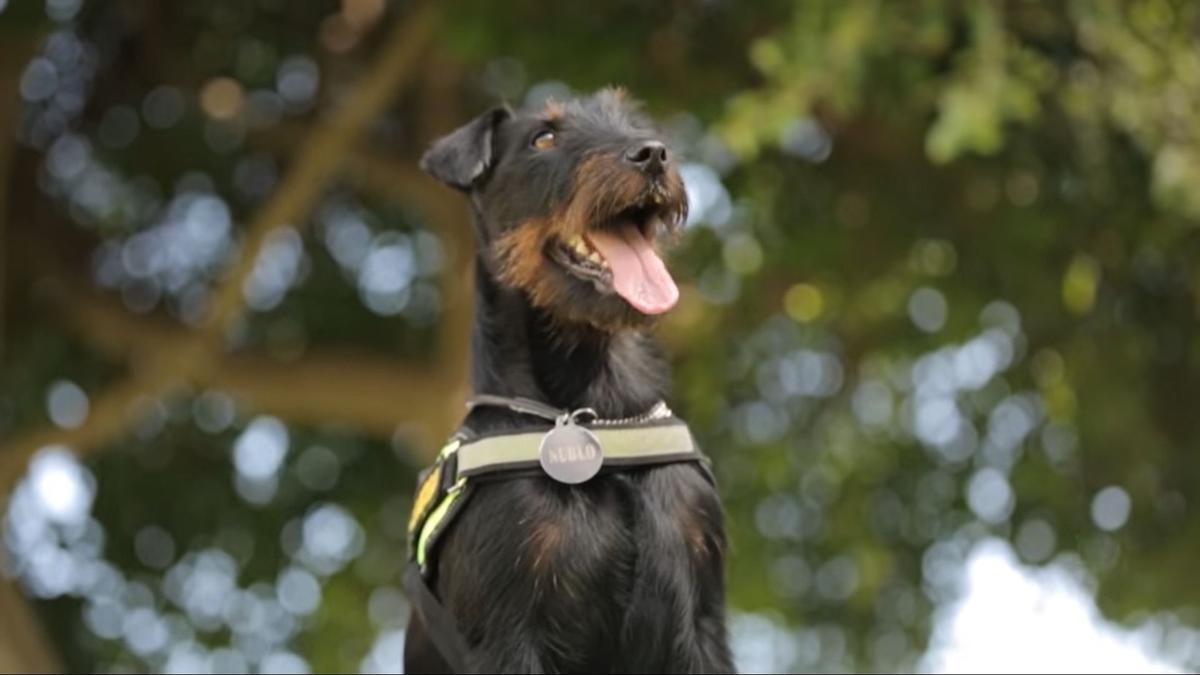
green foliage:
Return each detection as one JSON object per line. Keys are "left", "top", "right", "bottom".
{"left": 3, "top": 0, "right": 1200, "bottom": 672}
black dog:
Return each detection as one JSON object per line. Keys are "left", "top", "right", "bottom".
{"left": 403, "top": 88, "right": 733, "bottom": 674}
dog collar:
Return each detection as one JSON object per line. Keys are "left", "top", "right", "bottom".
{"left": 406, "top": 396, "right": 711, "bottom": 577}
{"left": 464, "top": 393, "right": 674, "bottom": 427}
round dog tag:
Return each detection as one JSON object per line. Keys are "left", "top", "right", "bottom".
{"left": 539, "top": 423, "right": 604, "bottom": 484}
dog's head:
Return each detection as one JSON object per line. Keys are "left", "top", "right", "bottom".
{"left": 420, "top": 87, "right": 688, "bottom": 330}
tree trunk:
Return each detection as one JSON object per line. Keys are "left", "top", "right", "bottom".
{"left": 0, "top": 578, "right": 60, "bottom": 673}
{"left": 0, "top": 30, "right": 63, "bottom": 674}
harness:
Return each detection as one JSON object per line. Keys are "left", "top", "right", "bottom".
{"left": 403, "top": 395, "right": 711, "bottom": 673}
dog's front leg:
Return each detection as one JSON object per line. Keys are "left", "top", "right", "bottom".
{"left": 618, "top": 464, "right": 736, "bottom": 674}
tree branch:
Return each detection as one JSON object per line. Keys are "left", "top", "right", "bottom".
{"left": 43, "top": 273, "right": 455, "bottom": 443}
{"left": 252, "top": 54, "right": 477, "bottom": 411}
{"left": 213, "top": 350, "right": 453, "bottom": 445}
{"left": 0, "top": 4, "right": 439, "bottom": 490}
{"left": 202, "top": 2, "right": 437, "bottom": 343}
{"left": 417, "top": 53, "right": 474, "bottom": 395}
{"left": 1, "top": 240, "right": 459, "bottom": 484}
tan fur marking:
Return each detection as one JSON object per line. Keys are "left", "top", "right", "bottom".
{"left": 527, "top": 519, "right": 564, "bottom": 576}
{"left": 491, "top": 151, "right": 687, "bottom": 321}
{"left": 542, "top": 99, "right": 566, "bottom": 123}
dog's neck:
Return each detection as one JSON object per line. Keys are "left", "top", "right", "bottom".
{"left": 468, "top": 256, "right": 669, "bottom": 420}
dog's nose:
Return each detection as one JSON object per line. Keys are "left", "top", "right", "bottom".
{"left": 624, "top": 141, "right": 669, "bottom": 173}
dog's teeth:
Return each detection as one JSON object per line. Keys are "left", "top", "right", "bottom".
{"left": 564, "top": 236, "right": 589, "bottom": 258}
{"left": 588, "top": 252, "right": 603, "bottom": 264}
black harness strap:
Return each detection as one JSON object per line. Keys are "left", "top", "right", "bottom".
{"left": 464, "top": 394, "right": 568, "bottom": 421}
{"left": 404, "top": 562, "right": 472, "bottom": 674}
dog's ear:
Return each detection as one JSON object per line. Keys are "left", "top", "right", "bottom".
{"left": 419, "top": 105, "right": 513, "bottom": 191}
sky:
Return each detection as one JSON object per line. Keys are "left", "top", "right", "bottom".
{"left": 919, "top": 538, "right": 1188, "bottom": 675}
{"left": 729, "top": 538, "right": 1194, "bottom": 674}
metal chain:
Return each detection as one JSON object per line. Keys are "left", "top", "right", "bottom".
{"left": 465, "top": 395, "right": 672, "bottom": 426}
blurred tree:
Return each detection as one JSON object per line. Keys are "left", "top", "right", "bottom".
{"left": 1, "top": 0, "right": 1199, "bottom": 672}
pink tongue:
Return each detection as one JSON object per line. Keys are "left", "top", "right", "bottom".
{"left": 585, "top": 224, "right": 679, "bottom": 315}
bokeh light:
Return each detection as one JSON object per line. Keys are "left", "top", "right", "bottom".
{"left": 4, "top": 3, "right": 1200, "bottom": 673}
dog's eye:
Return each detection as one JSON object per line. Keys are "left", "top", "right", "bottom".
{"left": 531, "top": 130, "right": 556, "bottom": 150}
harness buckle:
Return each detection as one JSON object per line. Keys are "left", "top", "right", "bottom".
{"left": 439, "top": 451, "right": 459, "bottom": 494}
